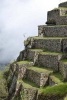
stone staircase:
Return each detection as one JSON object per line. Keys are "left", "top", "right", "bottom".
{"left": 8, "top": 2, "right": 67, "bottom": 100}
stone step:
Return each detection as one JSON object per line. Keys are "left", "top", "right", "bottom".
{"left": 47, "top": 7, "right": 67, "bottom": 25}
{"left": 59, "top": 2, "right": 67, "bottom": 8}
{"left": 59, "top": 59, "right": 67, "bottom": 81}
{"left": 38, "top": 51, "right": 63, "bottom": 72}
{"left": 49, "top": 73, "right": 63, "bottom": 86}
{"left": 38, "top": 25, "right": 67, "bottom": 37}
{"left": 17, "top": 79, "right": 38, "bottom": 100}
{"left": 33, "top": 37, "right": 62, "bottom": 52}
{"left": 27, "top": 49, "right": 43, "bottom": 64}
{"left": 10, "top": 61, "right": 34, "bottom": 79}
{"left": 25, "top": 66, "right": 53, "bottom": 87}
{"left": 24, "top": 36, "right": 67, "bottom": 53}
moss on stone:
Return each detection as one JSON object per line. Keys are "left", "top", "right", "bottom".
{"left": 30, "top": 49, "right": 43, "bottom": 52}
{"left": 18, "top": 79, "right": 39, "bottom": 89}
{"left": 52, "top": 72, "right": 63, "bottom": 82}
{"left": 17, "top": 60, "right": 32, "bottom": 65}
{"left": 60, "top": 59, "right": 67, "bottom": 64}
{"left": 39, "top": 83, "right": 67, "bottom": 95}
{"left": 0, "top": 71, "right": 8, "bottom": 99}
{"left": 40, "top": 51, "right": 62, "bottom": 55}
{"left": 27, "top": 66, "right": 53, "bottom": 74}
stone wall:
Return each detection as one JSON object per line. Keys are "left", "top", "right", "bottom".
{"left": 38, "top": 54, "right": 62, "bottom": 71}
{"left": 37, "top": 93, "right": 64, "bottom": 100}
{"left": 47, "top": 8, "right": 67, "bottom": 25}
{"left": 59, "top": 61, "right": 67, "bottom": 81}
{"left": 33, "top": 38, "right": 62, "bottom": 52}
{"left": 27, "top": 49, "right": 43, "bottom": 65}
{"left": 59, "top": 2, "right": 67, "bottom": 7}
{"left": 17, "top": 50, "right": 28, "bottom": 61}
{"left": 47, "top": 9, "right": 60, "bottom": 25}
{"left": 21, "top": 86, "right": 38, "bottom": 100}
{"left": 62, "top": 39, "right": 67, "bottom": 52}
{"left": 38, "top": 25, "right": 67, "bottom": 37}
{"left": 26, "top": 69, "right": 49, "bottom": 87}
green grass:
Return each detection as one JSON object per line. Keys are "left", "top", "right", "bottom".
{"left": 60, "top": 59, "right": 67, "bottom": 64}
{"left": 39, "top": 83, "right": 67, "bottom": 95}
{"left": 40, "top": 51, "right": 62, "bottom": 55}
{"left": 28, "top": 66, "right": 53, "bottom": 74}
{"left": 50, "top": 75, "right": 62, "bottom": 84}
{"left": 17, "top": 60, "right": 32, "bottom": 65}
{"left": 34, "top": 36, "right": 67, "bottom": 40}
{"left": 52, "top": 72, "right": 63, "bottom": 82}
{"left": 0, "top": 71, "right": 8, "bottom": 99}
{"left": 18, "top": 79, "right": 39, "bottom": 89}
{"left": 59, "top": 7, "right": 67, "bottom": 10}
{"left": 30, "top": 49, "right": 43, "bottom": 52}
{"left": 34, "top": 36, "right": 63, "bottom": 40}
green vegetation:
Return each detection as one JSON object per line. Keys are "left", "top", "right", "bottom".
{"left": 0, "top": 71, "right": 8, "bottom": 99}
{"left": 28, "top": 66, "right": 53, "bottom": 74}
{"left": 40, "top": 51, "right": 62, "bottom": 55}
{"left": 34, "top": 36, "right": 67, "bottom": 39}
{"left": 59, "top": 7, "right": 67, "bottom": 10}
{"left": 18, "top": 79, "right": 39, "bottom": 89}
{"left": 30, "top": 49, "right": 43, "bottom": 52}
{"left": 17, "top": 60, "right": 32, "bottom": 65}
{"left": 52, "top": 72, "right": 63, "bottom": 82}
{"left": 60, "top": 59, "right": 67, "bottom": 64}
{"left": 39, "top": 83, "right": 67, "bottom": 95}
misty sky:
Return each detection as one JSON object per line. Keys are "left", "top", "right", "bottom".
{"left": 0, "top": 0, "right": 66, "bottom": 64}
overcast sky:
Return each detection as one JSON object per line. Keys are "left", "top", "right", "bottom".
{"left": 0, "top": 0, "right": 66, "bottom": 64}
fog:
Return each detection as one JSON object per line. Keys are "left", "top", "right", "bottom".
{"left": 0, "top": 0, "right": 66, "bottom": 64}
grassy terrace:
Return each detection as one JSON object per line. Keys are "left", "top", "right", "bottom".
{"left": 18, "top": 79, "right": 39, "bottom": 89}
{"left": 30, "top": 49, "right": 43, "bottom": 52}
{"left": 50, "top": 73, "right": 63, "bottom": 84}
{"left": 17, "top": 60, "right": 33, "bottom": 65}
{"left": 59, "top": 7, "right": 67, "bottom": 10}
{"left": 52, "top": 72, "right": 63, "bottom": 82}
{"left": 40, "top": 51, "right": 62, "bottom": 55}
{"left": 38, "top": 25, "right": 67, "bottom": 27}
{"left": 0, "top": 71, "right": 8, "bottom": 99}
{"left": 60, "top": 59, "right": 67, "bottom": 64}
{"left": 33, "top": 36, "right": 67, "bottom": 40}
{"left": 27, "top": 66, "right": 53, "bottom": 74}
{"left": 39, "top": 83, "right": 67, "bottom": 95}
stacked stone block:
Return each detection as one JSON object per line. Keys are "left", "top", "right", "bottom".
{"left": 8, "top": 2, "right": 67, "bottom": 100}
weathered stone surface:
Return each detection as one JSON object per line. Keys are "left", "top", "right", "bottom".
{"left": 24, "top": 37, "right": 34, "bottom": 49}
{"left": 47, "top": 7, "right": 67, "bottom": 25}
{"left": 49, "top": 75, "right": 61, "bottom": 86}
{"left": 38, "top": 25, "right": 67, "bottom": 37}
{"left": 6, "top": 1, "right": 67, "bottom": 100}
{"left": 26, "top": 69, "right": 49, "bottom": 87}
{"left": 17, "top": 50, "right": 28, "bottom": 61}
{"left": 21, "top": 85, "right": 38, "bottom": 100}
{"left": 59, "top": 61, "right": 67, "bottom": 81}
{"left": 33, "top": 38, "right": 62, "bottom": 52}
{"left": 38, "top": 53, "right": 62, "bottom": 71}
{"left": 37, "top": 93, "right": 64, "bottom": 100}
{"left": 27, "top": 49, "right": 43, "bottom": 65}
{"left": 62, "top": 39, "right": 67, "bottom": 52}
{"left": 59, "top": 2, "right": 67, "bottom": 7}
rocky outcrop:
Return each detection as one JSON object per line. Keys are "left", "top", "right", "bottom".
{"left": 3, "top": 1, "right": 67, "bottom": 100}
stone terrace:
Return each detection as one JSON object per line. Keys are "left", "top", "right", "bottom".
{"left": 8, "top": 1, "right": 67, "bottom": 100}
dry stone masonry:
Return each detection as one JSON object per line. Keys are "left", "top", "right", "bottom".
{"left": 7, "top": 2, "right": 67, "bottom": 100}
